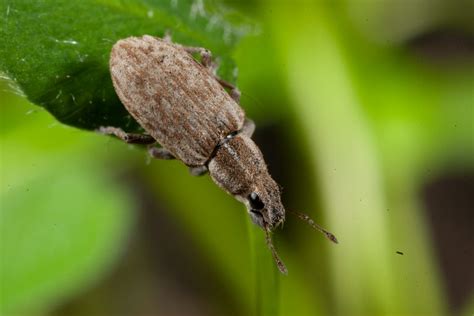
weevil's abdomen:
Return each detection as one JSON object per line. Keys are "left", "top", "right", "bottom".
{"left": 110, "top": 35, "right": 245, "bottom": 166}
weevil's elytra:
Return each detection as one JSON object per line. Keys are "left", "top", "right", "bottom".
{"left": 110, "top": 36, "right": 244, "bottom": 166}
{"left": 104, "top": 35, "right": 337, "bottom": 274}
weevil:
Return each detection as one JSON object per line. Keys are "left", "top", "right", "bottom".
{"left": 100, "top": 35, "right": 337, "bottom": 274}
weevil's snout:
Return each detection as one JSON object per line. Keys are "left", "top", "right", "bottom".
{"left": 246, "top": 178, "right": 285, "bottom": 231}
{"left": 247, "top": 180, "right": 288, "bottom": 275}
{"left": 248, "top": 205, "right": 284, "bottom": 231}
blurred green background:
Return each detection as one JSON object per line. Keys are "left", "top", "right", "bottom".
{"left": 1, "top": 1, "right": 473, "bottom": 316}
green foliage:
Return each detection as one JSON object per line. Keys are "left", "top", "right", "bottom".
{"left": 0, "top": 162, "right": 132, "bottom": 314}
{"left": 0, "top": 0, "right": 250, "bottom": 132}
{"left": 0, "top": 92, "right": 134, "bottom": 314}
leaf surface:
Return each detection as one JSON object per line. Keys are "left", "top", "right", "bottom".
{"left": 0, "top": 0, "right": 250, "bottom": 131}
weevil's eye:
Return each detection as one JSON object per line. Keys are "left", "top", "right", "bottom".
{"left": 248, "top": 192, "right": 265, "bottom": 210}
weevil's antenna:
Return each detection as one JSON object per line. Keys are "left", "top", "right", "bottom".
{"left": 263, "top": 223, "right": 288, "bottom": 275}
{"left": 289, "top": 210, "right": 339, "bottom": 244}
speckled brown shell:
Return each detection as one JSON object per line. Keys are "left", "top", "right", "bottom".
{"left": 110, "top": 35, "right": 245, "bottom": 166}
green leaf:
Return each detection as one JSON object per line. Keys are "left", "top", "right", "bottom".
{"left": 0, "top": 95, "right": 135, "bottom": 314}
{"left": 0, "top": 0, "right": 251, "bottom": 132}
{"left": 0, "top": 163, "right": 133, "bottom": 314}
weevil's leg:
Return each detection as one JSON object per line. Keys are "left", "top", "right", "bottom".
{"left": 163, "top": 30, "right": 172, "bottom": 42}
{"left": 208, "top": 58, "right": 220, "bottom": 75}
{"left": 148, "top": 146, "right": 176, "bottom": 160}
{"left": 182, "top": 46, "right": 213, "bottom": 68}
{"left": 181, "top": 44, "right": 241, "bottom": 103}
{"left": 241, "top": 118, "right": 256, "bottom": 138}
{"left": 217, "top": 78, "right": 241, "bottom": 103}
{"left": 98, "top": 126, "right": 156, "bottom": 144}
{"left": 189, "top": 165, "right": 208, "bottom": 176}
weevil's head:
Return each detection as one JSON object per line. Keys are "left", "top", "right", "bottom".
{"left": 244, "top": 176, "right": 285, "bottom": 230}
{"left": 209, "top": 133, "right": 336, "bottom": 275}
{"left": 208, "top": 134, "right": 285, "bottom": 231}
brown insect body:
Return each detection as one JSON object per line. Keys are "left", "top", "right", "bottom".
{"left": 107, "top": 35, "right": 337, "bottom": 274}
{"left": 110, "top": 36, "right": 284, "bottom": 229}
{"left": 110, "top": 36, "right": 244, "bottom": 167}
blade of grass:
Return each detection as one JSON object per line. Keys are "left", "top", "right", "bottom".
{"left": 268, "top": 2, "right": 446, "bottom": 315}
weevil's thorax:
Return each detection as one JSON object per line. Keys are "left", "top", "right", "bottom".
{"left": 208, "top": 134, "right": 285, "bottom": 230}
